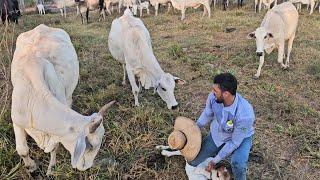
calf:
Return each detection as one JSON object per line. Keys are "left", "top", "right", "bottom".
{"left": 156, "top": 146, "right": 231, "bottom": 180}
{"left": 108, "top": 9, "right": 185, "bottom": 109}
{"left": 248, "top": 2, "right": 299, "bottom": 78}
{"left": 11, "top": 24, "right": 115, "bottom": 175}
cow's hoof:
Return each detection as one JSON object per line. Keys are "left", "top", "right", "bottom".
{"left": 26, "top": 163, "right": 37, "bottom": 173}
{"left": 252, "top": 75, "right": 260, "bottom": 79}
{"left": 282, "top": 66, "right": 289, "bottom": 70}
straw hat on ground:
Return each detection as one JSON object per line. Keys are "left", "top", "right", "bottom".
{"left": 168, "top": 116, "right": 202, "bottom": 161}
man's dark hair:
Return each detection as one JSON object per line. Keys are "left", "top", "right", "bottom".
{"left": 213, "top": 73, "right": 237, "bottom": 95}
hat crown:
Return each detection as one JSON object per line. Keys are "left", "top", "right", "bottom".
{"left": 168, "top": 131, "right": 187, "bottom": 150}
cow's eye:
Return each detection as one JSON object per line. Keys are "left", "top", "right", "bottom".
{"left": 264, "top": 36, "right": 267, "bottom": 39}
{"left": 161, "top": 87, "right": 166, "bottom": 91}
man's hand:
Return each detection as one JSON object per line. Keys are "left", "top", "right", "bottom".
{"left": 205, "top": 160, "right": 215, "bottom": 172}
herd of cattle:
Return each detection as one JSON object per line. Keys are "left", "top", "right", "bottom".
{"left": 2, "top": 0, "right": 314, "bottom": 179}
{"left": 1, "top": 0, "right": 320, "bottom": 24}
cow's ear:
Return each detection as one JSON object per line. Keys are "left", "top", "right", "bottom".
{"left": 174, "top": 76, "right": 186, "bottom": 85}
{"left": 72, "top": 133, "right": 86, "bottom": 168}
{"left": 247, "top": 32, "right": 256, "bottom": 39}
{"left": 267, "top": 33, "right": 273, "bottom": 38}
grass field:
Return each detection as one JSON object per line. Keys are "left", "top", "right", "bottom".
{"left": 0, "top": 2, "right": 319, "bottom": 179}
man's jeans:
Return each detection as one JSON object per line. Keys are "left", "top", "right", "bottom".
{"left": 189, "top": 133, "right": 253, "bottom": 180}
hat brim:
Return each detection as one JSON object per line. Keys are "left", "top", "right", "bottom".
{"left": 174, "top": 116, "right": 201, "bottom": 161}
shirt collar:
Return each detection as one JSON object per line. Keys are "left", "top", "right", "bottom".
{"left": 223, "top": 93, "right": 239, "bottom": 116}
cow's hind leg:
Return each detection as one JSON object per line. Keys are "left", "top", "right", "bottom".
{"left": 122, "top": 64, "right": 126, "bottom": 85}
{"left": 46, "top": 145, "right": 58, "bottom": 176}
{"left": 284, "top": 34, "right": 295, "bottom": 69}
{"left": 13, "top": 123, "right": 37, "bottom": 172}
{"left": 277, "top": 42, "right": 286, "bottom": 69}
{"left": 125, "top": 64, "right": 140, "bottom": 106}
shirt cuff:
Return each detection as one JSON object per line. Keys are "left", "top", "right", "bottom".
{"left": 212, "top": 154, "right": 223, "bottom": 164}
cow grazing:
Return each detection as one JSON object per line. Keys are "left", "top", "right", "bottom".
{"left": 1, "top": 0, "right": 20, "bottom": 24}
{"left": 108, "top": 9, "right": 185, "bottom": 109}
{"left": 169, "top": 0, "right": 211, "bottom": 20}
{"left": 247, "top": 2, "right": 299, "bottom": 78}
{"left": 156, "top": 146, "right": 231, "bottom": 180}
{"left": 11, "top": 24, "right": 115, "bottom": 175}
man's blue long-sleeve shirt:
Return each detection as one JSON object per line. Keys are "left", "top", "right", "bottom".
{"left": 197, "top": 92, "right": 255, "bottom": 164}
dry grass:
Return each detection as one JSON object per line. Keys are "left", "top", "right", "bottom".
{"left": 0, "top": 2, "right": 319, "bottom": 179}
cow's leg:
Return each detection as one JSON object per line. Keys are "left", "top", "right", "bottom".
{"left": 181, "top": 8, "right": 186, "bottom": 20}
{"left": 106, "top": 3, "right": 112, "bottom": 15}
{"left": 223, "top": 0, "right": 227, "bottom": 10}
{"left": 310, "top": 1, "right": 315, "bottom": 14}
{"left": 80, "top": 13, "right": 84, "bottom": 24}
{"left": 118, "top": 2, "right": 122, "bottom": 13}
{"left": 140, "top": 8, "right": 143, "bottom": 17}
{"left": 64, "top": 6, "right": 66, "bottom": 18}
{"left": 277, "top": 42, "right": 286, "bottom": 69}
{"left": 254, "top": 56, "right": 265, "bottom": 78}
{"left": 147, "top": 7, "right": 150, "bottom": 15}
{"left": 259, "top": 1, "right": 262, "bottom": 12}
{"left": 126, "top": 64, "right": 140, "bottom": 106}
{"left": 255, "top": 0, "right": 258, "bottom": 12}
{"left": 202, "top": 5, "right": 207, "bottom": 17}
{"left": 167, "top": 3, "right": 172, "bottom": 13}
{"left": 205, "top": 3, "right": 211, "bottom": 18}
{"left": 60, "top": 9, "right": 63, "bottom": 17}
{"left": 156, "top": 145, "right": 170, "bottom": 150}
{"left": 213, "top": 0, "right": 216, "bottom": 8}
{"left": 155, "top": 3, "right": 159, "bottom": 15}
{"left": 122, "top": 64, "right": 126, "bottom": 85}
{"left": 86, "top": 8, "right": 89, "bottom": 23}
{"left": 285, "top": 34, "right": 295, "bottom": 69}
{"left": 161, "top": 150, "right": 182, "bottom": 157}
{"left": 46, "top": 145, "right": 58, "bottom": 176}
{"left": 13, "top": 123, "right": 37, "bottom": 172}
{"left": 43, "top": 8, "right": 45, "bottom": 15}
{"left": 77, "top": 5, "right": 80, "bottom": 15}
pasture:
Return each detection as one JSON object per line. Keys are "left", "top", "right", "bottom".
{"left": 0, "top": 2, "right": 319, "bottom": 179}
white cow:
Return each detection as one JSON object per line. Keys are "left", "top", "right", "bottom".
{"left": 108, "top": 9, "right": 185, "bottom": 109}
{"left": 149, "top": 0, "right": 172, "bottom": 16}
{"left": 11, "top": 24, "right": 115, "bottom": 175}
{"left": 247, "top": 2, "right": 299, "bottom": 78}
{"left": 169, "top": 0, "right": 211, "bottom": 20}
{"left": 132, "top": 1, "right": 150, "bottom": 17}
{"left": 37, "top": 3, "right": 46, "bottom": 15}
{"left": 255, "top": 0, "right": 277, "bottom": 13}
{"left": 156, "top": 145, "right": 231, "bottom": 180}
{"left": 289, "top": 0, "right": 316, "bottom": 15}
